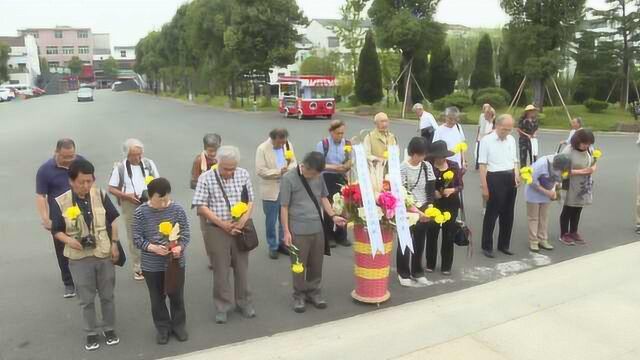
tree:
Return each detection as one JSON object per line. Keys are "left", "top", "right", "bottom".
{"left": 501, "top": 0, "right": 586, "bottom": 111}
{"left": 102, "top": 57, "right": 119, "bottom": 79}
{"left": 355, "top": 31, "right": 383, "bottom": 104}
{"left": 299, "top": 54, "right": 339, "bottom": 75}
{"left": 470, "top": 34, "right": 495, "bottom": 89}
{"left": 379, "top": 49, "right": 402, "bottom": 102}
{"left": 67, "top": 56, "right": 83, "bottom": 75}
{"left": 369, "top": 0, "right": 445, "bottom": 110}
{"left": 0, "top": 42, "right": 9, "bottom": 83}
{"left": 428, "top": 45, "right": 457, "bottom": 100}
{"left": 39, "top": 57, "right": 49, "bottom": 75}
{"left": 591, "top": 0, "right": 640, "bottom": 109}
{"left": 335, "top": 0, "right": 369, "bottom": 80}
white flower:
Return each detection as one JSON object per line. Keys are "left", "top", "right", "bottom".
{"left": 357, "top": 207, "right": 384, "bottom": 221}
{"left": 332, "top": 193, "right": 345, "bottom": 215}
{"left": 407, "top": 213, "right": 420, "bottom": 227}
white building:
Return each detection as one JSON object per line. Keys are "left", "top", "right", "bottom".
{"left": 0, "top": 34, "right": 41, "bottom": 87}
{"left": 93, "top": 33, "right": 112, "bottom": 62}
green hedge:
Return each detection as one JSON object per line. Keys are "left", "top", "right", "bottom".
{"left": 433, "top": 93, "right": 473, "bottom": 111}
{"left": 584, "top": 98, "right": 608, "bottom": 113}
{"left": 472, "top": 87, "right": 512, "bottom": 105}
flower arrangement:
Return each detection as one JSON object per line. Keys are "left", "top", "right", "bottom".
{"left": 592, "top": 149, "right": 602, "bottom": 164}
{"left": 344, "top": 144, "right": 352, "bottom": 154}
{"left": 520, "top": 166, "right": 533, "bottom": 185}
{"left": 159, "top": 221, "right": 173, "bottom": 237}
{"left": 423, "top": 204, "right": 452, "bottom": 227}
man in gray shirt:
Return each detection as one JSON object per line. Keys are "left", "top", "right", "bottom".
{"left": 280, "top": 152, "right": 347, "bottom": 313}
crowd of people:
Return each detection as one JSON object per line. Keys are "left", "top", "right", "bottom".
{"left": 35, "top": 104, "right": 604, "bottom": 351}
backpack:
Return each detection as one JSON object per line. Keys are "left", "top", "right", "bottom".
{"left": 114, "top": 158, "right": 156, "bottom": 191}
{"left": 322, "top": 138, "right": 352, "bottom": 159}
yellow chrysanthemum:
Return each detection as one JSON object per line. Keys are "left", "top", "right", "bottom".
{"left": 64, "top": 206, "right": 82, "bottom": 221}
{"left": 443, "top": 211, "right": 452, "bottom": 222}
{"left": 211, "top": 164, "right": 218, "bottom": 171}
{"left": 144, "top": 176, "right": 155, "bottom": 186}
{"left": 442, "top": 170, "right": 454, "bottom": 181}
{"left": 230, "top": 202, "right": 249, "bottom": 219}
{"left": 592, "top": 149, "right": 602, "bottom": 159}
{"left": 344, "top": 145, "right": 352, "bottom": 153}
{"left": 291, "top": 262, "right": 304, "bottom": 274}
{"left": 383, "top": 150, "right": 389, "bottom": 159}
{"left": 424, "top": 205, "right": 442, "bottom": 218}
{"left": 519, "top": 166, "right": 533, "bottom": 176}
{"left": 521, "top": 173, "right": 533, "bottom": 185}
{"left": 453, "top": 142, "right": 469, "bottom": 154}
{"left": 562, "top": 171, "right": 570, "bottom": 179}
{"left": 434, "top": 214, "right": 446, "bottom": 225}
{"left": 284, "top": 149, "right": 295, "bottom": 161}
{"left": 158, "top": 221, "right": 173, "bottom": 236}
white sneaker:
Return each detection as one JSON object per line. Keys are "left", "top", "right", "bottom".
{"left": 398, "top": 276, "right": 416, "bottom": 287}
{"left": 414, "top": 277, "right": 431, "bottom": 286}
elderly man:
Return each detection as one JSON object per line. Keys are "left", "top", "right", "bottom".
{"left": 193, "top": 146, "right": 256, "bottom": 324}
{"left": 281, "top": 152, "right": 347, "bottom": 313}
{"left": 414, "top": 103, "right": 439, "bottom": 148}
{"left": 479, "top": 114, "right": 520, "bottom": 258}
{"left": 36, "top": 138, "right": 84, "bottom": 298}
{"left": 108, "top": 138, "right": 160, "bottom": 281}
{"left": 255, "top": 128, "right": 297, "bottom": 259}
{"left": 191, "top": 133, "right": 222, "bottom": 190}
{"left": 50, "top": 159, "right": 121, "bottom": 351}
{"left": 363, "top": 112, "right": 397, "bottom": 191}
{"left": 433, "top": 107, "right": 467, "bottom": 169}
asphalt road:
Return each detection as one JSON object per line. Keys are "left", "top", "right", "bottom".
{"left": 0, "top": 91, "right": 638, "bottom": 360}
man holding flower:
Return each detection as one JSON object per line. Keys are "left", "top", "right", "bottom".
{"left": 433, "top": 107, "right": 467, "bottom": 170}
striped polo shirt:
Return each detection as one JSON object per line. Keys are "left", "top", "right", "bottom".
{"left": 132, "top": 202, "right": 190, "bottom": 272}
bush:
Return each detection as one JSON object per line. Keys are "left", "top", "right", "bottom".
{"left": 584, "top": 98, "right": 608, "bottom": 113}
{"left": 474, "top": 92, "right": 507, "bottom": 109}
{"left": 348, "top": 94, "right": 361, "bottom": 107}
{"left": 433, "top": 93, "right": 473, "bottom": 111}
{"left": 472, "top": 87, "right": 512, "bottom": 105}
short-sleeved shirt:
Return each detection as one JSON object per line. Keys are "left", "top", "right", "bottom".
{"left": 478, "top": 132, "right": 519, "bottom": 172}
{"left": 108, "top": 159, "right": 160, "bottom": 197}
{"left": 518, "top": 117, "right": 539, "bottom": 137}
{"left": 478, "top": 114, "right": 494, "bottom": 137}
{"left": 36, "top": 156, "right": 85, "bottom": 213}
{"left": 401, "top": 160, "right": 435, "bottom": 208}
{"left": 279, "top": 167, "right": 328, "bottom": 235}
{"left": 316, "top": 138, "right": 346, "bottom": 172}
{"left": 433, "top": 124, "right": 466, "bottom": 167}
{"left": 419, "top": 112, "right": 439, "bottom": 131}
{"left": 525, "top": 155, "right": 560, "bottom": 204}
{"left": 191, "top": 168, "right": 254, "bottom": 222}
{"left": 50, "top": 190, "right": 119, "bottom": 237}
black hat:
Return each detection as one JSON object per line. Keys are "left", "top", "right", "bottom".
{"left": 427, "top": 140, "right": 455, "bottom": 159}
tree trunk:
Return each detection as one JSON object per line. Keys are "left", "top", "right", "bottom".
{"left": 264, "top": 71, "right": 272, "bottom": 105}
{"left": 532, "top": 78, "right": 545, "bottom": 112}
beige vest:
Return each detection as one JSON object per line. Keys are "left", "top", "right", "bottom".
{"left": 55, "top": 187, "right": 111, "bottom": 260}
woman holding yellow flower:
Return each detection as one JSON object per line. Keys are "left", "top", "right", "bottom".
{"left": 132, "top": 178, "right": 191, "bottom": 344}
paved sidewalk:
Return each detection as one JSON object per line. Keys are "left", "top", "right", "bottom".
{"left": 165, "top": 241, "right": 640, "bottom": 360}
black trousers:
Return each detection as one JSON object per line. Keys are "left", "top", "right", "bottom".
{"left": 143, "top": 269, "right": 186, "bottom": 334}
{"left": 426, "top": 205, "right": 459, "bottom": 272}
{"left": 560, "top": 205, "right": 583, "bottom": 235}
{"left": 482, "top": 171, "right": 517, "bottom": 251}
{"left": 519, "top": 137, "right": 536, "bottom": 166}
{"left": 52, "top": 235, "right": 74, "bottom": 287}
{"left": 396, "top": 222, "right": 429, "bottom": 279}
{"left": 322, "top": 172, "right": 347, "bottom": 243}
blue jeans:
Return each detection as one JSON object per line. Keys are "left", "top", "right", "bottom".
{"left": 263, "top": 200, "right": 284, "bottom": 251}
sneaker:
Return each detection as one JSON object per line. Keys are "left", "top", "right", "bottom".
{"left": 571, "top": 233, "right": 586, "bottom": 245}
{"left": 425, "top": 268, "right": 434, "bottom": 273}
{"left": 414, "top": 277, "right": 430, "bottom": 286}
{"left": 215, "top": 312, "right": 227, "bottom": 324}
{"left": 103, "top": 330, "right": 120, "bottom": 346}
{"left": 529, "top": 242, "right": 540, "bottom": 252}
{"left": 398, "top": 275, "right": 416, "bottom": 287}
{"left": 559, "top": 234, "right": 575, "bottom": 246}
{"left": 293, "top": 298, "right": 306, "bottom": 313}
{"left": 63, "top": 285, "right": 76, "bottom": 299}
{"left": 133, "top": 272, "right": 144, "bottom": 281}
{"left": 539, "top": 240, "right": 554, "bottom": 250}
{"left": 85, "top": 334, "right": 100, "bottom": 351}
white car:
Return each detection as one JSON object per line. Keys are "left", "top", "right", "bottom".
{"left": 77, "top": 87, "right": 94, "bottom": 102}
{"left": 0, "top": 88, "right": 15, "bottom": 102}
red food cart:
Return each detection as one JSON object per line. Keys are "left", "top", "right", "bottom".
{"left": 276, "top": 75, "right": 337, "bottom": 120}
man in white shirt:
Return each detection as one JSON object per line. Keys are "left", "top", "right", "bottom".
{"left": 433, "top": 107, "right": 466, "bottom": 169}
{"left": 478, "top": 114, "right": 520, "bottom": 258}
{"left": 414, "top": 103, "right": 438, "bottom": 147}
{"left": 108, "top": 138, "right": 160, "bottom": 280}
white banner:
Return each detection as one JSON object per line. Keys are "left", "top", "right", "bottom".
{"left": 387, "top": 145, "right": 413, "bottom": 255}
{"left": 353, "top": 144, "right": 385, "bottom": 257}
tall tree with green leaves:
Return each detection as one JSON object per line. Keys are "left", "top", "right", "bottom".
{"left": 369, "top": 0, "right": 445, "bottom": 110}
{"left": 299, "top": 54, "right": 340, "bottom": 75}
{"left": 590, "top": 0, "right": 640, "bottom": 109}
{"left": 355, "top": 31, "right": 383, "bottom": 104}
{"left": 102, "top": 57, "right": 119, "bottom": 80}
{"left": 470, "top": 33, "right": 495, "bottom": 90}
{"left": 67, "top": 56, "right": 83, "bottom": 75}
{"left": 39, "top": 57, "right": 49, "bottom": 75}
{"left": 0, "top": 42, "right": 9, "bottom": 83}
{"left": 428, "top": 45, "right": 457, "bottom": 100}
{"left": 335, "top": 0, "right": 369, "bottom": 80}
{"left": 501, "top": 0, "right": 586, "bottom": 110}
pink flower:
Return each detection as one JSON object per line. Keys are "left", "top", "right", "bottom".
{"left": 377, "top": 191, "right": 397, "bottom": 219}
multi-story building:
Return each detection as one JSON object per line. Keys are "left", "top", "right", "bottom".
{"left": 113, "top": 46, "right": 136, "bottom": 69}
{"left": 18, "top": 26, "right": 94, "bottom": 69}
{"left": 0, "top": 34, "right": 41, "bottom": 87}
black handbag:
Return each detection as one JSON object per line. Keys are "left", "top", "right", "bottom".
{"left": 452, "top": 192, "right": 472, "bottom": 257}
{"left": 214, "top": 171, "right": 259, "bottom": 252}
{"left": 114, "top": 241, "right": 127, "bottom": 267}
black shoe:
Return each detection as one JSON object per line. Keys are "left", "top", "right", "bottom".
{"left": 85, "top": 334, "right": 100, "bottom": 351}
{"left": 156, "top": 330, "right": 170, "bottom": 345}
{"left": 172, "top": 328, "right": 189, "bottom": 342}
{"left": 268, "top": 250, "right": 279, "bottom": 259}
{"left": 103, "top": 330, "right": 119, "bottom": 346}
{"left": 483, "top": 250, "right": 495, "bottom": 258}
{"left": 293, "top": 298, "right": 306, "bottom": 313}
{"left": 277, "top": 246, "right": 290, "bottom": 256}
{"left": 498, "top": 248, "right": 514, "bottom": 256}
{"left": 306, "top": 296, "right": 328, "bottom": 309}
{"left": 329, "top": 240, "right": 337, "bottom": 248}
{"left": 337, "top": 239, "right": 352, "bottom": 247}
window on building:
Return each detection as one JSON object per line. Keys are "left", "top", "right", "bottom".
{"left": 77, "top": 31, "right": 88, "bottom": 39}
{"left": 31, "top": 32, "right": 39, "bottom": 38}
{"left": 78, "top": 46, "right": 89, "bottom": 54}
{"left": 120, "top": 50, "right": 127, "bottom": 58}
{"left": 46, "top": 46, "right": 59, "bottom": 55}
{"left": 48, "top": 61, "right": 60, "bottom": 68}
{"left": 62, "top": 46, "right": 74, "bottom": 55}
{"left": 54, "top": 30, "right": 63, "bottom": 39}
{"left": 328, "top": 37, "right": 340, "bottom": 48}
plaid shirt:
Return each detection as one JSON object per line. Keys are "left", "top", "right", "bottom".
{"left": 192, "top": 168, "right": 254, "bottom": 222}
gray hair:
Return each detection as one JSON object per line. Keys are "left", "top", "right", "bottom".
{"left": 56, "top": 138, "right": 76, "bottom": 151}
{"left": 552, "top": 153, "right": 572, "bottom": 171}
{"left": 203, "top": 133, "right": 222, "bottom": 149}
{"left": 444, "top": 106, "right": 460, "bottom": 119}
{"left": 412, "top": 103, "right": 424, "bottom": 111}
{"left": 495, "top": 114, "right": 514, "bottom": 126}
{"left": 122, "top": 138, "right": 144, "bottom": 157}
{"left": 216, "top": 145, "right": 241, "bottom": 163}
{"left": 573, "top": 117, "right": 584, "bottom": 127}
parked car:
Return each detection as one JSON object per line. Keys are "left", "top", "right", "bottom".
{"left": 0, "top": 88, "right": 14, "bottom": 102}
{"left": 111, "top": 81, "right": 122, "bottom": 91}
{"left": 32, "top": 87, "right": 46, "bottom": 97}
{"left": 77, "top": 87, "right": 94, "bottom": 102}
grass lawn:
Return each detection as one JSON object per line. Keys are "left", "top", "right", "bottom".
{"left": 156, "top": 92, "right": 279, "bottom": 111}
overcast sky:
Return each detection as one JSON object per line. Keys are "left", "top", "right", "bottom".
{"left": 0, "top": 0, "right": 610, "bottom": 47}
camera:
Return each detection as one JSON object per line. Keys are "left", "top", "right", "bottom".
{"left": 139, "top": 190, "right": 149, "bottom": 204}
{"left": 80, "top": 234, "right": 97, "bottom": 249}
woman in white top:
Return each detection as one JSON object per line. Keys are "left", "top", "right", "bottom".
{"left": 476, "top": 104, "right": 496, "bottom": 170}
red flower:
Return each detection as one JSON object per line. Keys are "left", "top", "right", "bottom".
{"left": 342, "top": 184, "right": 362, "bottom": 205}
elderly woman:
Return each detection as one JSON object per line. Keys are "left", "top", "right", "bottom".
{"left": 191, "top": 133, "right": 222, "bottom": 190}
{"left": 559, "top": 117, "right": 583, "bottom": 150}
{"left": 193, "top": 146, "right": 255, "bottom": 324}
{"left": 133, "top": 178, "right": 190, "bottom": 344}
{"left": 108, "top": 138, "right": 160, "bottom": 281}
{"left": 426, "top": 140, "right": 462, "bottom": 275}
{"left": 517, "top": 105, "right": 540, "bottom": 166}
{"left": 433, "top": 107, "right": 467, "bottom": 170}
{"left": 414, "top": 103, "right": 439, "bottom": 147}
{"left": 559, "top": 129, "right": 597, "bottom": 246}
